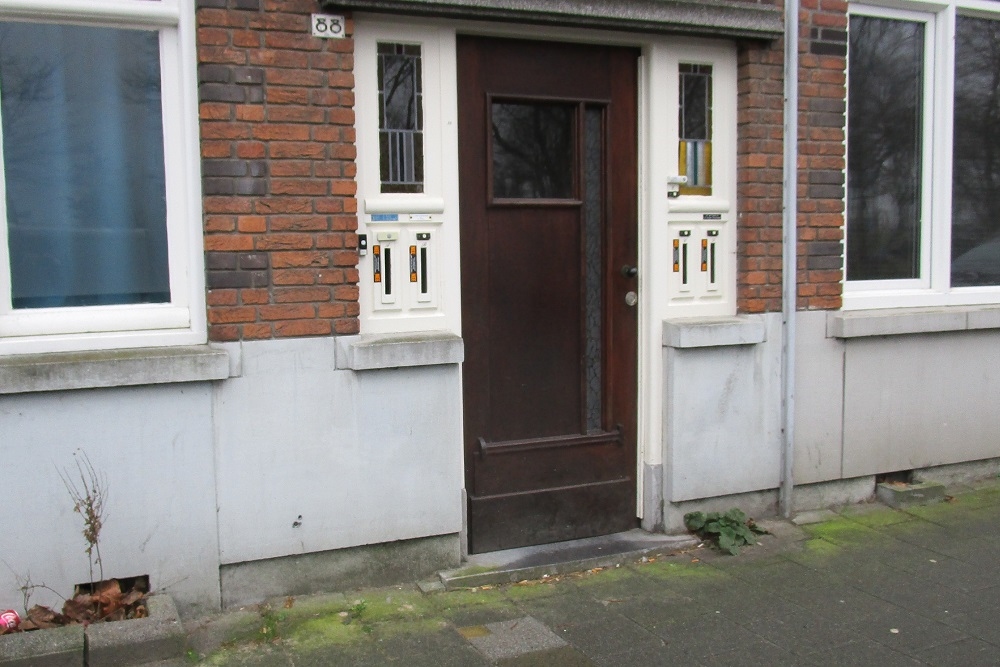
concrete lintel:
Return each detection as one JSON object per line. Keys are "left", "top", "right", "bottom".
{"left": 0, "top": 345, "right": 231, "bottom": 395}
{"left": 323, "top": 0, "right": 783, "bottom": 40}
{"left": 335, "top": 331, "right": 463, "bottom": 370}
{"left": 826, "top": 306, "right": 1000, "bottom": 338}
{"left": 662, "top": 315, "right": 767, "bottom": 349}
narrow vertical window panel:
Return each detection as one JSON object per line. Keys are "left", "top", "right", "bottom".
{"left": 846, "top": 15, "right": 925, "bottom": 282}
{"left": 678, "top": 64, "right": 712, "bottom": 195}
{"left": 0, "top": 22, "right": 169, "bottom": 309}
{"left": 951, "top": 15, "right": 1000, "bottom": 287}
{"left": 378, "top": 42, "right": 424, "bottom": 193}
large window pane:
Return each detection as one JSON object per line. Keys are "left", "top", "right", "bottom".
{"left": 491, "top": 102, "right": 575, "bottom": 199}
{"left": 952, "top": 16, "right": 1000, "bottom": 286}
{"left": 0, "top": 22, "right": 169, "bottom": 309}
{"left": 847, "top": 15, "right": 924, "bottom": 281}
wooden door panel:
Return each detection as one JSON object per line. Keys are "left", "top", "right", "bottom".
{"left": 487, "top": 210, "right": 582, "bottom": 440}
{"left": 459, "top": 36, "right": 639, "bottom": 554}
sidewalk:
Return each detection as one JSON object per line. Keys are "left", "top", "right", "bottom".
{"left": 186, "top": 478, "right": 1000, "bottom": 666}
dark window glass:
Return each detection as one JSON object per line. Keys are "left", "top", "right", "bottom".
{"left": 491, "top": 102, "right": 575, "bottom": 199}
{"left": 378, "top": 42, "right": 423, "bottom": 193}
{"left": 0, "top": 22, "right": 169, "bottom": 308}
{"left": 847, "top": 15, "right": 924, "bottom": 281}
{"left": 678, "top": 64, "right": 712, "bottom": 194}
{"left": 951, "top": 16, "right": 1000, "bottom": 287}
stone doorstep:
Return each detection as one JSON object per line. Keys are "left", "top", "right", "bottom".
{"left": 875, "top": 480, "right": 948, "bottom": 509}
{"left": 0, "top": 595, "right": 185, "bottom": 667}
{"left": 439, "top": 529, "right": 699, "bottom": 590}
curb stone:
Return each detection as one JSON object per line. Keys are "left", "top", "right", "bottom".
{"left": 0, "top": 595, "right": 184, "bottom": 667}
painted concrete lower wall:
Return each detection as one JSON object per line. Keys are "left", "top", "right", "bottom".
{"left": 0, "top": 337, "right": 464, "bottom": 615}
{"left": 0, "top": 384, "right": 221, "bottom": 615}
{"left": 213, "top": 339, "right": 464, "bottom": 565}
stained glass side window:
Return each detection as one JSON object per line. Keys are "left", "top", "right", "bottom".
{"left": 377, "top": 43, "right": 423, "bottom": 193}
{"left": 678, "top": 64, "right": 712, "bottom": 196}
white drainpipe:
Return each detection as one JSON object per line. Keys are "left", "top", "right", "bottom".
{"left": 779, "top": 0, "right": 799, "bottom": 519}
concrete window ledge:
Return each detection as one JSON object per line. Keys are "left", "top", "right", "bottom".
{"left": 662, "top": 315, "right": 767, "bottom": 349}
{"left": 827, "top": 306, "right": 1000, "bottom": 338}
{"left": 335, "top": 331, "right": 464, "bottom": 370}
{"left": 0, "top": 345, "right": 231, "bottom": 395}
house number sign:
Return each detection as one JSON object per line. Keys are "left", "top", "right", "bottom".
{"left": 311, "top": 14, "right": 346, "bottom": 39}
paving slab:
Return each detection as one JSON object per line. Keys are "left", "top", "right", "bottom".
{"left": 459, "top": 616, "right": 566, "bottom": 662}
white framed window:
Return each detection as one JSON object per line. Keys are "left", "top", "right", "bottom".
{"left": 0, "top": 0, "right": 205, "bottom": 354}
{"left": 846, "top": 1, "right": 1000, "bottom": 308}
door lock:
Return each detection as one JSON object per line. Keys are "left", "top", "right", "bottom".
{"left": 624, "top": 291, "right": 638, "bottom": 307}
{"left": 621, "top": 265, "right": 638, "bottom": 278}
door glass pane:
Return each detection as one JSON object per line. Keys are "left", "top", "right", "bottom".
{"left": 584, "top": 108, "right": 603, "bottom": 433}
{"left": 846, "top": 15, "right": 924, "bottom": 281}
{"left": 491, "top": 102, "right": 574, "bottom": 199}
{"left": 952, "top": 16, "right": 1000, "bottom": 287}
{"left": 678, "top": 64, "right": 712, "bottom": 196}
{"left": 0, "top": 22, "right": 169, "bottom": 308}
{"left": 378, "top": 42, "right": 423, "bottom": 193}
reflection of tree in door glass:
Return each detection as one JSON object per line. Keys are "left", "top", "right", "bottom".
{"left": 491, "top": 102, "right": 574, "bottom": 199}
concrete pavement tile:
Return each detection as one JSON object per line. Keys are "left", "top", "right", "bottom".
{"left": 439, "top": 599, "right": 524, "bottom": 627}
{"left": 291, "top": 643, "right": 386, "bottom": 666}
{"left": 202, "top": 643, "right": 293, "bottom": 666}
{"left": 837, "top": 503, "right": 916, "bottom": 528}
{"left": 734, "top": 607, "right": 857, "bottom": 656}
{"left": 513, "top": 590, "right": 620, "bottom": 629}
{"left": 641, "top": 609, "right": 764, "bottom": 655}
{"left": 912, "top": 637, "right": 999, "bottom": 666}
{"left": 775, "top": 584, "right": 901, "bottom": 625}
{"left": 725, "top": 558, "right": 838, "bottom": 594}
{"left": 552, "top": 613, "right": 665, "bottom": 658}
{"left": 698, "top": 638, "right": 801, "bottom": 666}
{"left": 938, "top": 606, "right": 1000, "bottom": 644}
{"left": 863, "top": 573, "right": 994, "bottom": 617}
{"left": 460, "top": 616, "right": 566, "bottom": 661}
{"left": 376, "top": 627, "right": 491, "bottom": 666}
{"left": 802, "top": 638, "right": 926, "bottom": 666}
{"left": 572, "top": 564, "right": 660, "bottom": 601}
{"left": 843, "top": 609, "right": 968, "bottom": 653}
{"left": 590, "top": 642, "right": 709, "bottom": 667}
{"left": 496, "top": 645, "right": 595, "bottom": 666}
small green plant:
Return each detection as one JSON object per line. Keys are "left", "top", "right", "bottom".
{"left": 348, "top": 600, "right": 367, "bottom": 621}
{"left": 684, "top": 508, "right": 768, "bottom": 555}
{"left": 257, "top": 603, "right": 286, "bottom": 643}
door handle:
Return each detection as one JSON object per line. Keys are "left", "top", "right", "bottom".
{"left": 621, "top": 265, "right": 638, "bottom": 278}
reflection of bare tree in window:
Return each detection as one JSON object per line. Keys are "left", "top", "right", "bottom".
{"left": 951, "top": 16, "right": 1000, "bottom": 286}
{"left": 492, "top": 103, "right": 574, "bottom": 199}
{"left": 847, "top": 16, "right": 923, "bottom": 280}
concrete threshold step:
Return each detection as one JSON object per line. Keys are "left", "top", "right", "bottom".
{"left": 438, "top": 529, "right": 698, "bottom": 590}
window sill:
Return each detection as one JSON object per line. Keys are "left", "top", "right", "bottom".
{"left": 662, "top": 315, "right": 767, "bottom": 348}
{"left": 827, "top": 305, "right": 1000, "bottom": 338}
{"left": 0, "top": 345, "right": 231, "bottom": 395}
{"left": 334, "top": 331, "right": 464, "bottom": 370}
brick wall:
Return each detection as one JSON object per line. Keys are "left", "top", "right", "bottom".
{"left": 196, "top": 0, "right": 359, "bottom": 342}
{"left": 736, "top": 0, "right": 846, "bottom": 313}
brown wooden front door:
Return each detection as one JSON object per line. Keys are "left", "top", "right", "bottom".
{"left": 458, "top": 36, "right": 639, "bottom": 554}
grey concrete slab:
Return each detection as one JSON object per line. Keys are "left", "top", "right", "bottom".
{"left": 911, "top": 637, "right": 999, "bottom": 666}
{"left": 803, "top": 638, "right": 926, "bottom": 666}
{"left": 459, "top": 616, "right": 566, "bottom": 662}
{"left": 552, "top": 614, "right": 665, "bottom": 658}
